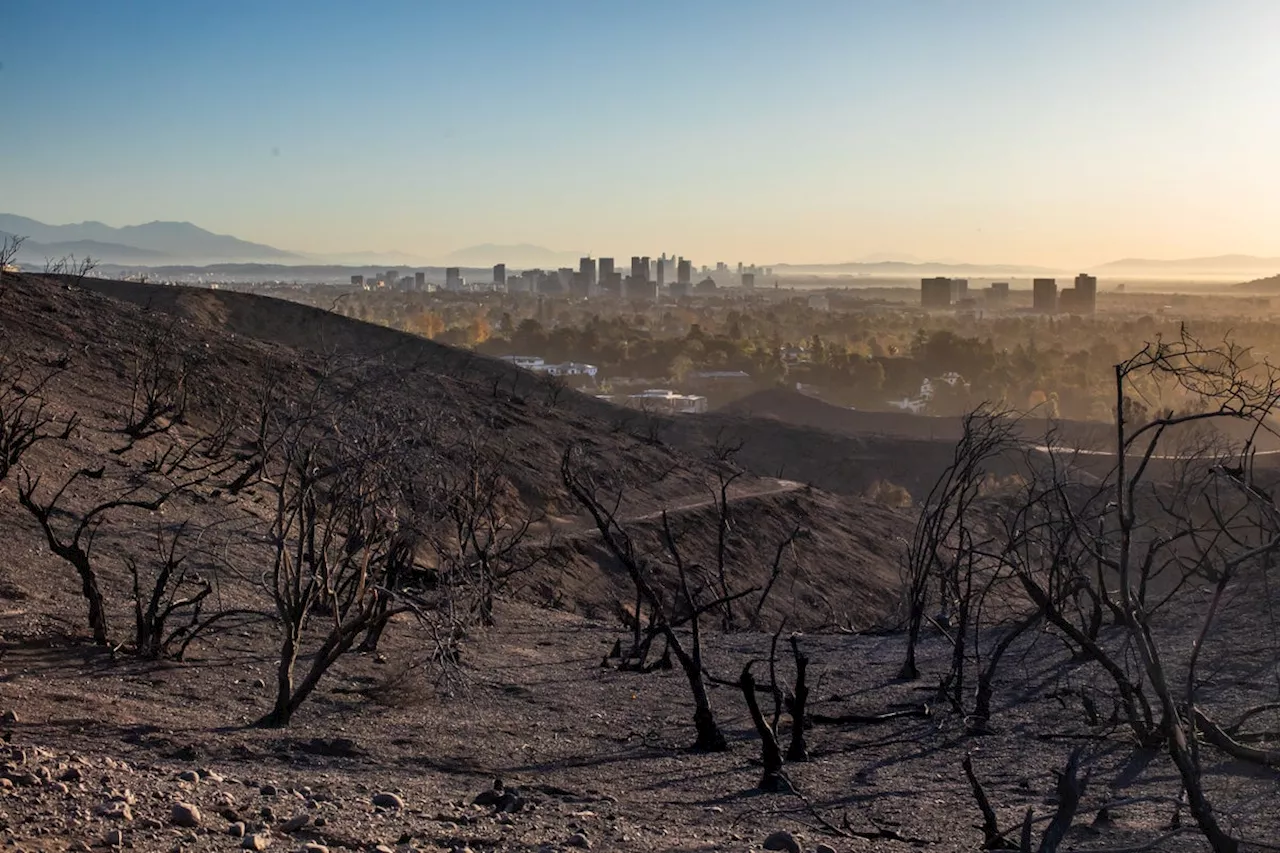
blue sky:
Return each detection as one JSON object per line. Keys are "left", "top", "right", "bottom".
{"left": 3, "top": 0, "right": 1278, "bottom": 265}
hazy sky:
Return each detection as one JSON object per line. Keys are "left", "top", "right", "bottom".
{"left": 3, "top": 0, "right": 1279, "bottom": 266}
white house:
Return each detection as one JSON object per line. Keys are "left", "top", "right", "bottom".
{"left": 624, "top": 389, "right": 708, "bottom": 414}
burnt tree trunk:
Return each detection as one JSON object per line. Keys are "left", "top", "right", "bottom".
{"left": 740, "top": 662, "right": 786, "bottom": 791}
{"left": 786, "top": 637, "right": 810, "bottom": 762}
{"left": 664, "top": 626, "right": 727, "bottom": 752}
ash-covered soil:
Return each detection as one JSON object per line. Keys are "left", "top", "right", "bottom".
{"left": 2, "top": 599, "right": 1278, "bottom": 853}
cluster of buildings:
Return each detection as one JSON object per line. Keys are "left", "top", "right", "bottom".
{"left": 349, "top": 256, "right": 774, "bottom": 301}
{"left": 921, "top": 274, "right": 1098, "bottom": 314}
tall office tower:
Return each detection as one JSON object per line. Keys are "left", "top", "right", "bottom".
{"left": 737, "top": 261, "right": 744, "bottom": 275}
{"left": 414, "top": 271, "right": 425, "bottom": 291}
{"left": 1033, "top": 278, "right": 1058, "bottom": 313}
{"left": 741, "top": 272, "right": 756, "bottom": 289}
{"left": 677, "top": 258, "right": 692, "bottom": 285}
{"left": 350, "top": 274, "right": 364, "bottom": 287}
{"left": 640, "top": 256, "right": 651, "bottom": 281}
{"left": 1074, "top": 273, "right": 1097, "bottom": 313}
{"left": 579, "top": 256, "right": 597, "bottom": 288}
{"left": 921, "top": 277, "right": 952, "bottom": 308}
{"left": 988, "top": 281, "right": 1010, "bottom": 302}
{"left": 630, "top": 256, "right": 645, "bottom": 279}
{"left": 951, "top": 278, "right": 969, "bottom": 301}
{"left": 493, "top": 263, "right": 506, "bottom": 285}
{"left": 445, "top": 267, "right": 462, "bottom": 290}
{"left": 656, "top": 258, "right": 666, "bottom": 287}
{"left": 599, "top": 257, "right": 615, "bottom": 283}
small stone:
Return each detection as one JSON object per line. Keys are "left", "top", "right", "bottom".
{"left": 252, "top": 678, "right": 266, "bottom": 689}
{"left": 815, "top": 845, "right": 838, "bottom": 853}
{"left": 300, "top": 845, "right": 329, "bottom": 853}
{"left": 1, "top": 710, "right": 17, "bottom": 724}
{"left": 241, "top": 833, "right": 270, "bottom": 850}
{"left": 372, "top": 792, "right": 404, "bottom": 810}
{"left": 260, "top": 783, "right": 278, "bottom": 797}
{"left": 178, "top": 770, "right": 200, "bottom": 783}
{"left": 764, "top": 830, "right": 801, "bottom": 853}
{"left": 227, "top": 821, "right": 246, "bottom": 837}
{"left": 566, "top": 832, "right": 591, "bottom": 849}
{"left": 279, "top": 813, "right": 309, "bottom": 833}
{"left": 97, "top": 801, "right": 133, "bottom": 821}
{"left": 140, "top": 817, "right": 163, "bottom": 830}
{"left": 104, "top": 828, "right": 124, "bottom": 847}
{"left": 170, "top": 801, "right": 201, "bottom": 828}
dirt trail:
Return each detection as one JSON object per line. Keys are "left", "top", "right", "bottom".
{"left": 541, "top": 477, "right": 806, "bottom": 541}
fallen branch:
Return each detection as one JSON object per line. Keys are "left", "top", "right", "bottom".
{"left": 809, "top": 704, "right": 931, "bottom": 725}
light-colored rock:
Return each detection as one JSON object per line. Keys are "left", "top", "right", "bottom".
{"left": 170, "top": 801, "right": 201, "bottom": 828}
{"left": 178, "top": 770, "right": 200, "bottom": 783}
{"left": 241, "top": 833, "right": 271, "bottom": 850}
{"left": 96, "top": 801, "right": 133, "bottom": 821}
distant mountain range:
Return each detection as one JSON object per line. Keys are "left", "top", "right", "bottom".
{"left": 1096, "top": 254, "right": 1280, "bottom": 277}
{"left": 0, "top": 214, "right": 301, "bottom": 266}
{"left": 6, "top": 214, "right": 1280, "bottom": 280}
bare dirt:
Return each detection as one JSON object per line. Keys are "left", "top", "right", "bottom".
{"left": 2, "top": 274, "right": 1278, "bottom": 853}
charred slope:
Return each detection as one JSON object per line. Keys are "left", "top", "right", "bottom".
{"left": 0, "top": 273, "right": 911, "bottom": 631}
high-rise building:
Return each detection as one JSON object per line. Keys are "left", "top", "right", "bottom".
{"left": 579, "top": 257, "right": 597, "bottom": 289}
{"left": 599, "top": 258, "right": 615, "bottom": 282}
{"left": 656, "top": 258, "right": 666, "bottom": 287}
{"left": 741, "top": 272, "right": 756, "bottom": 289}
{"left": 1074, "top": 273, "right": 1097, "bottom": 313}
{"left": 493, "top": 263, "right": 506, "bottom": 285}
{"left": 630, "top": 256, "right": 645, "bottom": 280}
{"left": 385, "top": 271, "right": 397, "bottom": 287}
{"left": 624, "top": 275, "right": 656, "bottom": 301}
{"left": 414, "top": 271, "right": 425, "bottom": 291}
{"left": 1033, "top": 278, "right": 1058, "bottom": 313}
{"left": 677, "top": 258, "right": 692, "bottom": 285}
{"left": 445, "top": 267, "right": 462, "bottom": 291}
{"left": 598, "top": 270, "right": 622, "bottom": 296}
{"left": 350, "top": 274, "right": 364, "bottom": 287}
{"left": 921, "top": 277, "right": 952, "bottom": 309}
{"left": 988, "top": 282, "right": 1010, "bottom": 302}
{"left": 951, "top": 279, "right": 969, "bottom": 301}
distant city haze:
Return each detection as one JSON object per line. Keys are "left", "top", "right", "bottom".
{"left": 4, "top": 0, "right": 1279, "bottom": 267}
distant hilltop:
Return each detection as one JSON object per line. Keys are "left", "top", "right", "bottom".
{"left": 0, "top": 214, "right": 301, "bottom": 266}
{"left": 1233, "top": 272, "right": 1280, "bottom": 292}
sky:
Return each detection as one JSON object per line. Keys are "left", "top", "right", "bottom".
{"left": 3, "top": 0, "right": 1279, "bottom": 267}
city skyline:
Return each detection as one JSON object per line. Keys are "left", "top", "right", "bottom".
{"left": 4, "top": 1, "right": 1279, "bottom": 266}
